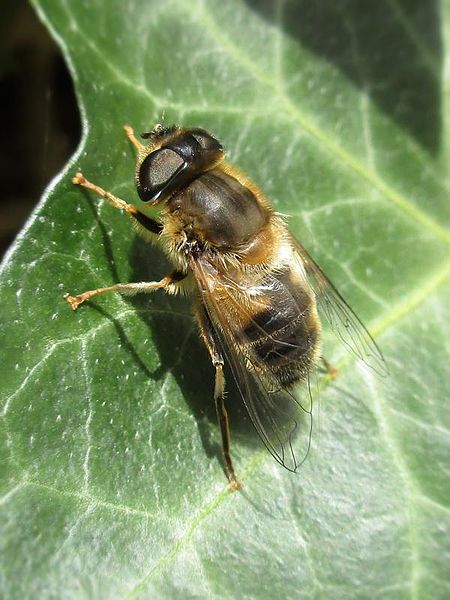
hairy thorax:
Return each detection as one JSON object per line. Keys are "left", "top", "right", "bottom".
{"left": 159, "top": 166, "right": 290, "bottom": 273}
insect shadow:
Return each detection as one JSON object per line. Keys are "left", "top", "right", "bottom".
{"left": 126, "top": 234, "right": 262, "bottom": 467}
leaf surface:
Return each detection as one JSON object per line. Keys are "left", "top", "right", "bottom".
{"left": 1, "top": 1, "right": 449, "bottom": 598}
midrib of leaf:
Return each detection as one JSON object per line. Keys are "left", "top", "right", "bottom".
{"left": 370, "top": 260, "right": 450, "bottom": 337}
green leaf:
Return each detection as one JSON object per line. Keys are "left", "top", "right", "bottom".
{"left": 1, "top": 0, "right": 450, "bottom": 598}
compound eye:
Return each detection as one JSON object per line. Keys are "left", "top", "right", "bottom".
{"left": 190, "top": 128, "right": 223, "bottom": 154}
{"left": 137, "top": 148, "right": 185, "bottom": 202}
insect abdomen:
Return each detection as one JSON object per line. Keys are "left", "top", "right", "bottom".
{"left": 243, "top": 270, "right": 320, "bottom": 387}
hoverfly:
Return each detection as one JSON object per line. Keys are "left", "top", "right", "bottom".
{"left": 65, "top": 124, "right": 386, "bottom": 489}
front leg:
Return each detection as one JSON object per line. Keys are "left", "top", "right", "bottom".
{"left": 64, "top": 271, "right": 186, "bottom": 310}
{"left": 123, "top": 124, "right": 145, "bottom": 152}
{"left": 72, "top": 172, "right": 162, "bottom": 236}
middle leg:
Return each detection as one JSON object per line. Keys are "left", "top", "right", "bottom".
{"left": 65, "top": 271, "right": 186, "bottom": 310}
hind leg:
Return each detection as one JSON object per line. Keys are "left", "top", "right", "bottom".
{"left": 196, "top": 302, "right": 240, "bottom": 491}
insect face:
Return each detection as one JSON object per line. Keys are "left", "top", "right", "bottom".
{"left": 136, "top": 126, "right": 224, "bottom": 203}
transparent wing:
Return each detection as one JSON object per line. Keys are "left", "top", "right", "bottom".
{"left": 190, "top": 256, "right": 314, "bottom": 472}
{"left": 290, "top": 235, "right": 388, "bottom": 376}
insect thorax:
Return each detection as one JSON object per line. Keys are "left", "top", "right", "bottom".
{"left": 165, "top": 168, "right": 270, "bottom": 251}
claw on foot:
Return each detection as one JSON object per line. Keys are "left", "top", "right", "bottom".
{"left": 228, "top": 479, "right": 241, "bottom": 492}
{"left": 64, "top": 293, "right": 83, "bottom": 311}
{"left": 72, "top": 172, "right": 86, "bottom": 186}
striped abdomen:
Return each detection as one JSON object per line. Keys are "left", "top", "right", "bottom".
{"left": 242, "top": 269, "right": 320, "bottom": 387}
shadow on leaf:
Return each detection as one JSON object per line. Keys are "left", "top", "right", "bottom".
{"left": 244, "top": 0, "right": 441, "bottom": 153}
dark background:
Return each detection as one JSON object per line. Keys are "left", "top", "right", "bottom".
{"left": 0, "top": 0, "right": 80, "bottom": 259}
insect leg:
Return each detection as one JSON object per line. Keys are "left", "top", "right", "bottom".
{"left": 196, "top": 302, "right": 240, "bottom": 490}
{"left": 72, "top": 172, "right": 162, "bottom": 236}
{"left": 215, "top": 365, "right": 241, "bottom": 491}
{"left": 64, "top": 271, "right": 186, "bottom": 310}
{"left": 123, "top": 124, "right": 145, "bottom": 152}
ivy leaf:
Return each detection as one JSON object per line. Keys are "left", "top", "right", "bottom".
{"left": 1, "top": 1, "right": 449, "bottom": 598}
